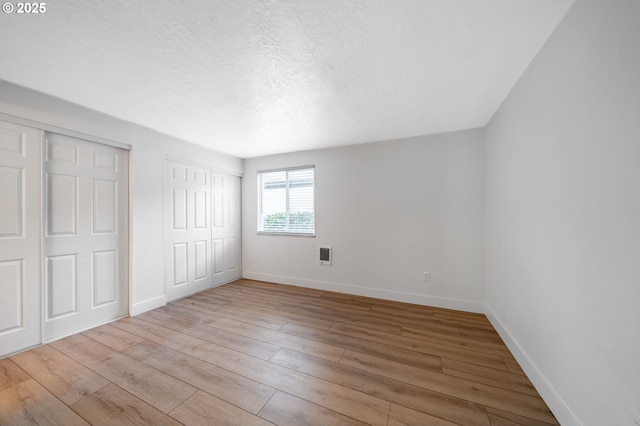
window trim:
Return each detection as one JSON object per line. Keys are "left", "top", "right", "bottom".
{"left": 257, "top": 165, "right": 316, "bottom": 237}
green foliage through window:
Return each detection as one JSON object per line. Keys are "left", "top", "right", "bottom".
{"left": 263, "top": 211, "right": 314, "bottom": 232}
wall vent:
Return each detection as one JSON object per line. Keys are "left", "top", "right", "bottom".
{"left": 319, "top": 246, "right": 332, "bottom": 266}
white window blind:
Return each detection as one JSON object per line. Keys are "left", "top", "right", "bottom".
{"left": 257, "top": 166, "right": 315, "bottom": 235}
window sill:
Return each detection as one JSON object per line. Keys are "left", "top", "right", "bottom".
{"left": 257, "top": 232, "right": 316, "bottom": 237}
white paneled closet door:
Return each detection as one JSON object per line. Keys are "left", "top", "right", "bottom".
{"left": 0, "top": 122, "right": 42, "bottom": 357}
{"left": 44, "top": 133, "right": 128, "bottom": 342}
{"left": 165, "top": 161, "right": 212, "bottom": 301}
{"left": 211, "top": 173, "right": 242, "bottom": 286}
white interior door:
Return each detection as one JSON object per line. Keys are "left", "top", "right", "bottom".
{"left": 211, "top": 173, "right": 242, "bottom": 286}
{"left": 165, "top": 161, "right": 212, "bottom": 301}
{"left": 0, "top": 121, "right": 42, "bottom": 357}
{"left": 44, "top": 133, "right": 128, "bottom": 342}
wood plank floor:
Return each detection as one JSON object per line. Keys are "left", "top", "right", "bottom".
{"left": 0, "top": 279, "right": 558, "bottom": 425}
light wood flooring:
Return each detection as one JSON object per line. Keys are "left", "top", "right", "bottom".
{"left": 0, "top": 279, "right": 557, "bottom": 425}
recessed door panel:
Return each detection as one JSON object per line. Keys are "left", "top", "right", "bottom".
{"left": 228, "top": 238, "right": 238, "bottom": 271}
{"left": 173, "top": 189, "right": 187, "bottom": 230}
{"left": 93, "top": 250, "right": 117, "bottom": 306}
{"left": 173, "top": 243, "right": 188, "bottom": 286}
{"left": 194, "top": 170, "right": 207, "bottom": 186}
{"left": 212, "top": 175, "right": 223, "bottom": 189}
{"left": 194, "top": 191, "right": 207, "bottom": 229}
{"left": 195, "top": 241, "right": 208, "bottom": 281}
{"left": 0, "top": 128, "right": 25, "bottom": 156}
{"left": 47, "top": 255, "right": 77, "bottom": 319}
{"left": 46, "top": 139, "right": 78, "bottom": 164}
{"left": 93, "top": 179, "right": 117, "bottom": 234}
{"left": 0, "top": 260, "right": 23, "bottom": 332}
{"left": 228, "top": 194, "right": 238, "bottom": 228}
{"left": 93, "top": 150, "right": 117, "bottom": 171}
{"left": 172, "top": 165, "right": 187, "bottom": 183}
{"left": 47, "top": 173, "right": 77, "bottom": 236}
{"left": 213, "top": 238, "right": 224, "bottom": 274}
{"left": 0, "top": 167, "right": 23, "bottom": 238}
{"left": 213, "top": 193, "right": 224, "bottom": 228}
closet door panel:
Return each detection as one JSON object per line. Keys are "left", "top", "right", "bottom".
{"left": 165, "top": 161, "right": 212, "bottom": 301}
{"left": 0, "top": 121, "right": 42, "bottom": 357}
{"left": 211, "top": 173, "right": 242, "bottom": 286}
{"left": 44, "top": 133, "right": 128, "bottom": 342}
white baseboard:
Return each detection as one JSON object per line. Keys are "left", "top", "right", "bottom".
{"left": 128, "top": 277, "right": 241, "bottom": 317}
{"left": 484, "top": 304, "right": 581, "bottom": 426}
{"left": 242, "top": 271, "right": 484, "bottom": 313}
{"left": 130, "top": 295, "right": 167, "bottom": 316}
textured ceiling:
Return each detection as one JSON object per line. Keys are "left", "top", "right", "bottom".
{"left": 0, "top": 0, "right": 573, "bottom": 158}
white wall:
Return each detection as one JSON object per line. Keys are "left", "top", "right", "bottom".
{"left": 8, "top": 2, "right": 639, "bottom": 420}
{"left": 0, "top": 80, "right": 243, "bottom": 315}
{"left": 243, "top": 129, "right": 485, "bottom": 312}
{"left": 484, "top": 0, "right": 640, "bottom": 424}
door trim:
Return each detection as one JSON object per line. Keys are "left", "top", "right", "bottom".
{"left": 165, "top": 155, "right": 243, "bottom": 178}
{"left": 0, "top": 112, "right": 131, "bottom": 151}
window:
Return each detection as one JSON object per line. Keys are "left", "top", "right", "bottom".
{"left": 257, "top": 166, "right": 315, "bottom": 235}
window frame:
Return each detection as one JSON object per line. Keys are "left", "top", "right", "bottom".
{"left": 256, "top": 165, "right": 316, "bottom": 237}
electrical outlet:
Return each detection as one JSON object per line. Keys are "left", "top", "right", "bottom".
{"left": 423, "top": 272, "right": 431, "bottom": 282}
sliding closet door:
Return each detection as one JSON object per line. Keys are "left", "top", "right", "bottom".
{"left": 44, "top": 133, "right": 128, "bottom": 341}
{"left": 165, "top": 161, "right": 212, "bottom": 301}
{"left": 211, "top": 173, "right": 242, "bottom": 286}
{"left": 0, "top": 122, "right": 42, "bottom": 357}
